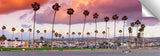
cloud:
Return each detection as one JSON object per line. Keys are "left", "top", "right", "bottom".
{"left": 20, "top": 0, "right": 159, "bottom": 26}
{"left": 21, "top": 24, "right": 31, "bottom": 28}
{"left": 0, "top": 0, "right": 48, "bottom": 14}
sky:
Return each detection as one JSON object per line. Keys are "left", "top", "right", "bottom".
{"left": 0, "top": 0, "right": 160, "bottom": 40}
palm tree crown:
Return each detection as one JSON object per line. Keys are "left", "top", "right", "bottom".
{"left": 122, "top": 16, "right": 128, "bottom": 20}
{"left": 28, "top": 28, "right": 32, "bottom": 32}
{"left": 59, "top": 34, "right": 62, "bottom": 38}
{"left": 12, "top": 27, "right": 16, "bottom": 31}
{"left": 55, "top": 32, "right": 59, "bottom": 37}
{"left": 94, "top": 30, "right": 98, "bottom": 33}
{"left": 83, "top": 10, "right": 89, "bottom": 16}
{"left": 93, "top": 13, "right": 99, "bottom": 19}
{"left": 44, "top": 30, "right": 47, "bottom": 33}
{"left": 52, "top": 3, "right": 61, "bottom": 11}
{"left": 72, "top": 32, "right": 75, "bottom": 35}
{"left": 128, "top": 27, "right": 132, "bottom": 33}
{"left": 102, "top": 31, "right": 106, "bottom": 34}
{"left": 141, "top": 24, "right": 145, "bottom": 28}
{"left": 131, "top": 22, "right": 135, "bottom": 27}
{"left": 78, "top": 32, "right": 81, "bottom": 35}
{"left": 32, "top": 2, "right": 40, "bottom": 11}
{"left": 112, "top": 14, "right": 119, "bottom": 20}
{"left": 2, "top": 26, "right": 6, "bottom": 30}
{"left": 86, "top": 32, "right": 90, "bottom": 35}
{"left": 67, "top": 8, "right": 74, "bottom": 15}
{"left": 119, "top": 30, "right": 122, "bottom": 33}
{"left": 20, "top": 29, "right": 24, "bottom": 33}
{"left": 104, "top": 16, "right": 109, "bottom": 22}
{"left": 36, "top": 30, "right": 40, "bottom": 33}
{"left": 135, "top": 20, "right": 141, "bottom": 25}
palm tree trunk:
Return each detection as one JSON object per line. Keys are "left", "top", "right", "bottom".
{"left": 95, "top": 19, "right": 97, "bottom": 49}
{"left": 33, "top": 11, "right": 36, "bottom": 49}
{"left": 108, "top": 28, "right": 110, "bottom": 49}
{"left": 82, "top": 16, "right": 87, "bottom": 49}
{"left": 142, "top": 32, "right": 144, "bottom": 48}
{"left": 114, "top": 20, "right": 116, "bottom": 49}
{"left": 29, "top": 32, "right": 30, "bottom": 47}
{"left": 69, "top": 15, "right": 71, "bottom": 49}
{"left": 105, "top": 22, "right": 108, "bottom": 49}
{"left": 21, "top": 33, "right": 23, "bottom": 47}
{"left": 136, "top": 25, "right": 138, "bottom": 48}
{"left": 123, "top": 21, "right": 125, "bottom": 49}
{"left": 51, "top": 11, "right": 56, "bottom": 50}
{"left": 12, "top": 31, "right": 14, "bottom": 48}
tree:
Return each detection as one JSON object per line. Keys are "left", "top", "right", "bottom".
{"left": 93, "top": 13, "right": 99, "bottom": 49}
{"left": 40, "top": 36, "right": 44, "bottom": 42}
{"left": 72, "top": 32, "right": 75, "bottom": 41}
{"left": 32, "top": 2, "right": 40, "bottom": 48}
{"left": 102, "top": 31, "right": 106, "bottom": 42}
{"left": 112, "top": 14, "right": 119, "bottom": 48}
{"left": 55, "top": 32, "right": 59, "bottom": 38}
{"left": 2, "top": 26, "right": 6, "bottom": 35}
{"left": 15, "top": 37, "right": 18, "bottom": 41}
{"left": 28, "top": 28, "right": 32, "bottom": 41}
{"left": 86, "top": 32, "right": 90, "bottom": 47}
{"left": 141, "top": 24, "right": 145, "bottom": 48}
{"left": 82, "top": 10, "right": 89, "bottom": 46}
{"left": 67, "top": 8, "right": 74, "bottom": 48}
{"left": 135, "top": 20, "right": 141, "bottom": 48}
{"left": 130, "top": 22, "right": 135, "bottom": 47}
{"left": 44, "top": 30, "right": 47, "bottom": 41}
{"left": 51, "top": 3, "right": 60, "bottom": 50}
{"left": 128, "top": 27, "right": 132, "bottom": 48}
{"left": 20, "top": 29, "right": 24, "bottom": 44}
{"left": 78, "top": 32, "right": 81, "bottom": 42}
{"left": 122, "top": 16, "right": 128, "bottom": 49}
{"left": 0, "top": 35, "right": 7, "bottom": 41}
{"left": 36, "top": 30, "right": 40, "bottom": 41}
{"left": 104, "top": 16, "right": 109, "bottom": 44}
{"left": 11, "top": 27, "right": 16, "bottom": 47}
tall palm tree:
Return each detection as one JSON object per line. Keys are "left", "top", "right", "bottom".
{"left": 128, "top": 27, "right": 132, "bottom": 48}
{"left": 2, "top": 26, "right": 6, "bottom": 35}
{"left": 67, "top": 8, "right": 74, "bottom": 48}
{"left": 104, "top": 16, "right": 109, "bottom": 43}
{"left": 78, "top": 32, "right": 81, "bottom": 42}
{"left": 112, "top": 14, "right": 119, "bottom": 48}
{"left": 122, "top": 16, "right": 128, "bottom": 49}
{"left": 130, "top": 22, "right": 135, "bottom": 47}
{"left": 135, "top": 20, "right": 141, "bottom": 48}
{"left": 82, "top": 10, "right": 89, "bottom": 45}
{"left": 119, "top": 30, "right": 122, "bottom": 43}
{"left": 107, "top": 27, "right": 110, "bottom": 49}
{"left": 20, "top": 29, "right": 24, "bottom": 46}
{"left": 86, "top": 32, "right": 90, "bottom": 47}
{"left": 102, "top": 31, "right": 106, "bottom": 42}
{"left": 72, "top": 32, "right": 75, "bottom": 41}
{"left": 11, "top": 27, "right": 16, "bottom": 47}
{"left": 44, "top": 30, "right": 47, "bottom": 41}
{"left": 93, "top": 13, "right": 99, "bottom": 49}
{"left": 51, "top": 3, "right": 60, "bottom": 50}
{"left": 141, "top": 24, "right": 145, "bottom": 48}
{"left": 32, "top": 2, "right": 40, "bottom": 48}
{"left": 36, "top": 30, "right": 40, "bottom": 41}
{"left": 28, "top": 28, "right": 32, "bottom": 41}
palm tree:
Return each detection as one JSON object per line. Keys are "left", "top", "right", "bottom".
{"left": 104, "top": 16, "right": 109, "bottom": 43}
{"left": 119, "top": 30, "right": 122, "bottom": 43}
{"left": 55, "top": 32, "right": 59, "bottom": 39}
{"left": 82, "top": 10, "right": 89, "bottom": 46}
{"left": 107, "top": 27, "right": 110, "bottom": 49}
{"left": 11, "top": 27, "right": 16, "bottom": 47}
{"left": 78, "top": 32, "right": 81, "bottom": 42}
{"left": 86, "top": 32, "right": 90, "bottom": 47}
{"left": 93, "top": 13, "right": 99, "bottom": 49}
{"left": 102, "top": 31, "right": 106, "bottom": 42}
{"left": 44, "top": 30, "right": 47, "bottom": 41}
{"left": 122, "top": 16, "right": 128, "bottom": 49}
{"left": 2, "top": 26, "right": 6, "bottom": 35}
{"left": 28, "top": 28, "right": 32, "bottom": 41}
{"left": 135, "top": 20, "right": 141, "bottom": 48}
{"left": 51, "top": 3, "right": 60, "bottom": 50}
{"left": 32, "top": 2, "right": 40, "bottom": 48}
{"left": 137, "top": 32, "right": 141, "bottom": 47}
{"left": 130, "top": 22, "right": 135, "bottom": 47}
{"left": 20, "top": 29, "right": 24, "bottom": 46}
{"left": 40, "top": 36, "right": 43, "bottom": 42}
{"left": 36, "top": 30, "right": 40, "bottom": 41}
{"left": 128, "top": 27, "right": 132, "bottom": 48}
{"left": 67, "top": 8, "right": 74, "bottom": 48}
{"left": 112, "top": 14, "right": 119, "bottom": 48}
{"left": 141, "top": 24, "right": 145, "bottom": 48}
{"left": 72, "top": 32, "right": 75, "bottom": 41}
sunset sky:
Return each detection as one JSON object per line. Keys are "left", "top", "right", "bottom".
{"left": 0, "top": 0, "right": 159, "bottom": 40}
